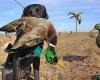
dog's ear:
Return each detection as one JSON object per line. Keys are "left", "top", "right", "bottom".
{"left": 44, "top": 10, "right": 49, "bottom": 19}
{"left": 41, "top": 6, "right": 49, "bottom": 19}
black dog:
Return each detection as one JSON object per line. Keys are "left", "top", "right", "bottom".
{"left": 22, "top": 4, "right": 49, "bottom": 80}
{"left": 22, "top": 4, "right": 49, "bottom": 19}
{"left": 3, "top": 4, "right": 49, "bottom": 80}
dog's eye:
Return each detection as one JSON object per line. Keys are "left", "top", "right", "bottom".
{"left": 35, "top": 8, "right": 39, "bottom": 12}
{"left": 29, "top": 10, "right": 32, "bottom": 15}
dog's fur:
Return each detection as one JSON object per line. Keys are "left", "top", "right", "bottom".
{"left": 22, "top": 4, "right": 49, "bottom": 19}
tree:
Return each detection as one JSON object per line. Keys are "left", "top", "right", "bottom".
{"left": 68, "top": 12, "right": 83, "bottom": 39}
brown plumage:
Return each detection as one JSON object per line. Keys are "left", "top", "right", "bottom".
{"left": 0, "top": 17, "right": 57, "bottom": 49}
{"left": 0, "top": 19, "right": 23, "bottom": 32}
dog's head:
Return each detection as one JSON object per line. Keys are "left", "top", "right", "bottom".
{"left": 22, "top": 4, "right": 49, "bottom": 19}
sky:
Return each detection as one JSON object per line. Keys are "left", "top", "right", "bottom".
{"left": 0, "top": 0, "right": 100, "bottom": 32}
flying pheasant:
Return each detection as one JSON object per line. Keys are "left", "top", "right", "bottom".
{"left": 0, "top": 17, "right": 57, "bottom": 49}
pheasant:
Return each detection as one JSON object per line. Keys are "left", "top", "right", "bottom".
{"left": 0, "top": 17, "right": 57, "bottom": 49}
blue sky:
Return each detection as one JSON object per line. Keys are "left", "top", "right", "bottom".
{"left": 0, "top": 0, "right": 100, "bottom": 32}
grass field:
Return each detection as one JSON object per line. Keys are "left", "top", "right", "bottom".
{"left": 0, "top": 32, "right": 100, "bottom": 80}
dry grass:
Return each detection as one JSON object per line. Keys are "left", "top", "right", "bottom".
{"left": 0, "top": 32, "right": 100, "bottom": 80}
{"left": 39, "top": 32, "right": 100, "bottom": 80}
